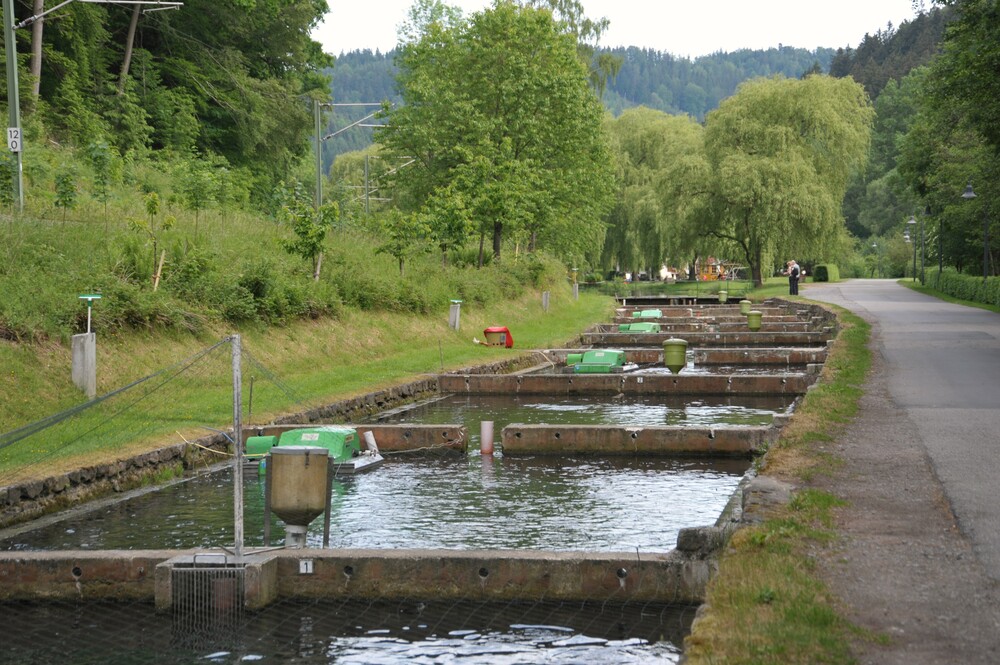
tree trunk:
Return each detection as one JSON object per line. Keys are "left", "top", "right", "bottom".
{"left": 313, "top": 252, "right": 323, "bottom": 281}
{"left": 29, "top": 0, "right": 44, "bottom": 99}
{"left": 528, "top": 230, "right": 536, "bottom": 252}
{"left": 118, "top": 6, "right": 141, "bottom": 94}
{"left": 492, "top": 221, "right": 502, "bottom": 260}
{"left": 477, "top": 232, "right": 485, "bottom": 268}
{"left": 752, "top": 244, "right": 764, "bottom": 288}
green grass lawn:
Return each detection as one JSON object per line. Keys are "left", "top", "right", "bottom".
{"left": 0, "top": 289, "right": 613, "bottom": 484}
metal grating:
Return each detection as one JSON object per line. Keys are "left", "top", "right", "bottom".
{"left": 170, "top": 556, "right": 246, "bottom": 650}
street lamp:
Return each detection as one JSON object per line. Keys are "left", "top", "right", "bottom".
{"left": 962, "top": 181, "right": 989, "bottom": 281}
{"left": 907, "top": 216, "right": 918, "bottom": 282}
{"left": 872, "top": 242, "right": 880, "bottom": 278}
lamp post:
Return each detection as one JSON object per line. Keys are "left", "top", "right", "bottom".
{"left": 921, "top": 208, "right": 927, "bottom": 284}
{"left": 962, "top": 181, "right": 988, "bottom": 281}
{"left": 872, "top": 242, "right": 880, "bottom": 278}
{"left": 907, "top": 216, "right": 917, "bottom": 282}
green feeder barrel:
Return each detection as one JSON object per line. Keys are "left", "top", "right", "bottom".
{"left": 617, "top": 323, "right": 634, "bottom": 332}
{"left": 739, "top": 299, "right": 752, "bottom": 315}
{"left": 747, "top": 310, "right": 763, "bottom": 331}
{"left": 718, "top": 290, "right": 728, "bottom": 304}
{"left": 663, "top": 338, "right": 688, "bottom": 374}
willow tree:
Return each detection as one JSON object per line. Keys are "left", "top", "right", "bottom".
{"left": 377, "top": 1, "right": 614, "bottom": 263}
{"left": 603, "top": 107, "right": 705, "bottom": 277}
{"left": 698, "top": 75, "right": 874, "bottom": 286}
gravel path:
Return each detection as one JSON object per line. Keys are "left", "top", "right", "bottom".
{"left": 803, "top": 280, "right": 1000, "bottom": 664}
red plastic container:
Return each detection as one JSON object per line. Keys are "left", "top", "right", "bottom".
{"left": 483, "top": 326, "right": 514, "bottom": 348}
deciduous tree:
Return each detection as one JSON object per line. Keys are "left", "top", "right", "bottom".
{"left": 697, "top": 75, "right": 874, "bottom": 286}
{"left": 377, "top": 2, "right": 614, "bottom": 262}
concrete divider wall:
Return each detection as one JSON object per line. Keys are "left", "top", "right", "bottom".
{"left": 501, "top": 425, "right": 772, "bottom": 457}
{"left": 0, "top": 547, "right": 715, "bottom": 606}
{"left": 438, "top": 372, "right": 815, "bottom": 396}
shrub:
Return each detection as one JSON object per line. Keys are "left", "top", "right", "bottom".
{"left": 812, "top": 264, "right": 840, "bottom": 282}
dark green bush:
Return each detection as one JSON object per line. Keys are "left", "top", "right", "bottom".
{"left": 812, "top": 264, "right": 840, "bottom": 282}
{"left": 927, "top": 268, "right": 1000, "bottom": 307}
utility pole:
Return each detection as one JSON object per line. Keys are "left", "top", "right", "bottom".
{"left": 4, "top": 0, "right": 24, "bottom": 213}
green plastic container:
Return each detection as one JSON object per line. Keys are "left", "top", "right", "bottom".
{"left": 718, "top": 290, "right": 728, "bottom": 303}
{"left": 246, "top": 435, "right": 278, "bottom": 458}
{"left": 637, "top": 309, "right": 662, "bottom": 319}
{"left": 574, "top": 363, "right": 614, "bottom": 374}
{"left": 619, "top": 322, "right": 660, "bottom": 333}
{"left": 574, "top": 349, "right": 627, "bottom": 374}
{"left": 739, "top": 299, "right": 752, "bottom": 315}
{"left": 566, "top": 352, "right": 584, "bottom": 365}
{"left": 747, "top": 310, "right": 763, "bottom": 331}
{"left": 581, "top": 349, "right": 626, "bottom": 365}
{"left": 278, "top": 426, "right": 360, "bottom": 464}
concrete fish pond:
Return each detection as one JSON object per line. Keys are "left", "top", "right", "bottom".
{"left": 0, "top": 455, "right": 749, "bottom": 552}
{"left": 0, "top": 297, "right": 835, "bottom": 664}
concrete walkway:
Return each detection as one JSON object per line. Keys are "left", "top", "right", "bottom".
{"left": 802, "top": 279, "right": 1000, "bottom": 663}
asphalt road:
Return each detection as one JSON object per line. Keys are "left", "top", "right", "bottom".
{"left": 806, "top": 279, "right": 1000, "bottom": 580}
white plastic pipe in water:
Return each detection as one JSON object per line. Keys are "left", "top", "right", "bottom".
{"left": 480, "top": 421, "right": 494, "bottom": 455}
{"left": 363, "top": 430, "right": 379, "bottom": 455}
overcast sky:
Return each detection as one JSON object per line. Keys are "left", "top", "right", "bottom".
{"left": 315, "top": 0, "right": 922, "bottom": 58}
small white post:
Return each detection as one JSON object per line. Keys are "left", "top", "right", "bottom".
{"left": 480, "top": 421, "right": 494, "bottom": 455}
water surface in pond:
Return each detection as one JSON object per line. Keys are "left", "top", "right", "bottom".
{"left": 0, "top": 456, "right": 749, "bottom": 552}
{"left": 1, "top": 598, "right": 693, "bottom": 664}
{"left": 367, "top": 394, "right": 791, "bottom": 448}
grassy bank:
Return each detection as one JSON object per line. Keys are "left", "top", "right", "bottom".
{"left": 0, "top": 288, "right": 613, "bottom": 484}
{"left": 684, "top": 303, "right": 872, "bottom": 663}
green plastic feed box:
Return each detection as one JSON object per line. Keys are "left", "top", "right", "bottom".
{"left": 618, "top": 322, "right": 660, "bottom": 333}
{"left": 574, "top": 349, "right": 628, "bottom": 374}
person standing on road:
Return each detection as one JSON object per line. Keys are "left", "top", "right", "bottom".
{"left": 784, "top": 260, "right": 801, "bottom": 295}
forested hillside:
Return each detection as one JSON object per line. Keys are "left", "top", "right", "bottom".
{"left": 321, "top": 45, "right": 836, "bottom": 161}
{"left": 829, "top": 8, "right": 949, "bottom": 99}
{"left": 323, "top": 6, "right": 947, "bottom": 165}
{"left": 601, "top": 46, "right": 835, "bottom": 119}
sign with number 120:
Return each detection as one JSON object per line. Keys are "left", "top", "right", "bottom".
{"left": 7, "top": 127, "right": 21, "bottom": 153}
